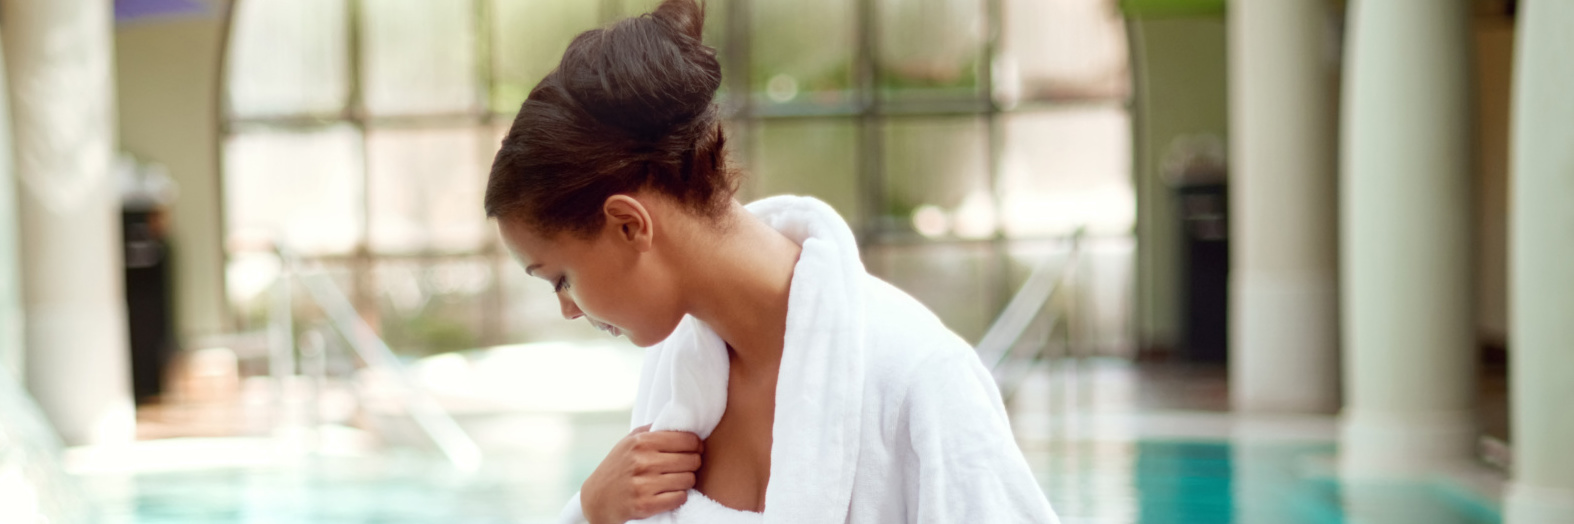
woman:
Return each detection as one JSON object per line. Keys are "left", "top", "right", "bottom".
{"left": 485, "top": 1, "right": 1057, "bottom": 522}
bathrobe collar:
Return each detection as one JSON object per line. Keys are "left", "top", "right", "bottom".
{"left": 747, "top": 196, "right": 867, "bottom": 523}
{"left": 640, "top": 195, "right": 867, "bottom": 523}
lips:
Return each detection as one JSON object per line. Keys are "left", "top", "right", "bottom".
{"left": 591, "top": 320, "right": 622, "bottom": 338}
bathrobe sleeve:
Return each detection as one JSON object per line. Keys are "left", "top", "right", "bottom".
{"left": 902, "top": 349, "right": 1059, "bottom": 523}
{"left": 558, "top": 493, "right": 588, "bottom": 524}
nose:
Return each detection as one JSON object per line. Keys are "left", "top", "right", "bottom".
{"left": 557, "top": 292, "right": 583, "bottom": 320}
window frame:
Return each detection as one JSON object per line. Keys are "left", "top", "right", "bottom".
{"left": 218, "top": 0, "right": 1134, "bottom": 349}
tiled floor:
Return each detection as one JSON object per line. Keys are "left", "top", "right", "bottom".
{"left": 72, "top": 357, "right": 1506, "bottom": 523}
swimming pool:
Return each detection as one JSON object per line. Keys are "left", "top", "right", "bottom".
{"left": 69, "top": 437, "right": 1499, "bottom": 524}
{"left": 6, "top": 358, "right": 1503, "bottom": 523}
{"left": 1032, "top": 439, "right": 1499, "bottom": 524}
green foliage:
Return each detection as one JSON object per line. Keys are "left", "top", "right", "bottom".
{"left": 1120, "top": 0, "right": 1226, "bottom": 19}
{"left": 381, "top": 298, "right": 481, "bottom": 357}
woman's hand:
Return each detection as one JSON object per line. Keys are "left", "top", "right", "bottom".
{"left": 582, "top": 425, "right": 703, "bottom": 524}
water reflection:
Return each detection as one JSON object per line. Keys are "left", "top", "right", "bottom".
{"left": 6, "top": 353, "right": 1509, "bottom": 523}
{"left": 62, "top": 436, "right": 1505, "bottom": 523}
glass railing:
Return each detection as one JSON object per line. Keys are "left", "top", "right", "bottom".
{"left": 975, "top": 228, "right": 1086, "bottom": 401}
{"left": 267, "top": 243, "right": 483, "bottom": 472}
{"left": 0, "top": 369, "right": 95, "bottom": 523}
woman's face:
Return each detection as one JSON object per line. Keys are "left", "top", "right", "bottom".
{"left": 497, "top": 196, "right": 687, "bottom": 348}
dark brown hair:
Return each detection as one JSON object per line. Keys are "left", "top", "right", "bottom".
{"left": 485, "top": 0, "right": 737, "bottom": 237}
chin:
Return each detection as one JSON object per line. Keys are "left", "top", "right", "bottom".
{"left": 626, "top": 317, "right": 684, "bottom": 348}
{"left": 627, "top": 333, "right": 660, "bottom": 348}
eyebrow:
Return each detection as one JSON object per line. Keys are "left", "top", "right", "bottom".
{"left": 525, "top": 263, "right": 542, "bottom": 277}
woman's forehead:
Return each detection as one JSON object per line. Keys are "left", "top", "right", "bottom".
{"left": 498, "top": 219, "right": 549, "bottom": 266}
{"left": 499, "top": 218, "right": 591, "bottom": 268}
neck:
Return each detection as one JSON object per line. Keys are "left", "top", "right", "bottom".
{"left": 676, "top": 201, "right": 801, "bottom": 377}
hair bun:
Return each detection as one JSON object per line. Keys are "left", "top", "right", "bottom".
{"left": 651, "top": 0, "right": 706, "bottom": 42}
{"left": 557, "top": 0, "right": 720, "bottom": 141}
{"left": 487, "top": 0, "right": 739, "bottom": 236}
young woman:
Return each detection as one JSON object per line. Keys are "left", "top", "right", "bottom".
{"left": 485, "top": 1, "right": 1057, "bottom": 522}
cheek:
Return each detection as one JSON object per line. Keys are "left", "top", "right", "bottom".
{"left": 565, "top": 279, "right": 618, "bottom": 321}
{"left": 608, "top": 260, "right": 687, "bottom": 344}
{"left": 565, "top": 260, "right": 649, "bottom": 322}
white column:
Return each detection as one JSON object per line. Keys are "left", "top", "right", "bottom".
{"left": 0, "top": 31, "right": 21, "bottom": 381}
{"left": 1507, "top": 2, "right": 1574, "bottom": 521}
{"left": 1227, "top": 0, "right": 1340, "bottom": 413}
{"left": 1339, "top": 0, "right": 1475, "bottom": 476}
{"left": 3, "top": 0, "right": 134, "bottom": 445}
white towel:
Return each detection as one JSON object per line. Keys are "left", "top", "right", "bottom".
{"left": 559, "top": 196, "right": 1058, "bottom": 523}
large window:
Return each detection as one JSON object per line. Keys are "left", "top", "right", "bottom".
{"left": 222, "top": 0, "right": 1133, "bottom": 355}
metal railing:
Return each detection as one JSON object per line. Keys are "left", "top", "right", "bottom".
{"left": 268, "top": 243, "right": 482, "bottom": 473}
{"left": 976, "top": 229, "right": 1086, "bottom": 401}
{"left": 258, "top": 228, "right": 1088, "bottom": 467}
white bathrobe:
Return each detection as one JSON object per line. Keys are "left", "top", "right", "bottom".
{"left": 559, "top": 196, "right": 1059, "bottom": 523}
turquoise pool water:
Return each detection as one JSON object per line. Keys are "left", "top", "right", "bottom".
{"left": 73, "top": 439, "right": 1501, "bottom": 524}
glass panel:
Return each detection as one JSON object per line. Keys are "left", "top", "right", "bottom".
{"left": 997, "top": 0, "right": 1130, "bottom": 104}
{"left": 361, "top": 0, "right": 480, "bottom": 115}
{"left": 498, "top": 254, "right": 605, "bottom": 343}
{"left": 490, "top": 0, "right": 603, "bottom": 113}
{"left": 224, "top": 125, "right": 364, "bottom": 256}
{"left": 877, "top": 0, "right": 986, "bottom": 100}
{"left": 751, "top": 0, "right": 856, "bottom": 107}
{"left": 1001, "top": 237, "right": 1135, "bottom": 357}
{"left": 373, "top": 258, "right": 495, "bottom": 357}
{"left": 750, "top": 119, "right": 861, "bottom": 223}
{"left": 490, "top": 120, "right": 511, "bottom": 158}
{"left": 226, "top": 0, "right": 349, "bottom": 117}
{"left": 366, "top": 126, "right": 490, "bottom": 254}
{"left": 720, "top": 119, "right": 750, "bottom": 173}
{"left": 881, "top": 117, "right": 992, "bottom": 238}
{"left": 865, "top": 242, "right": 1003, "bottom": 344}
{"left": 224, "top": 256, "right": 357, "bottom": 336}
{"left": 613, "top": 0, "right": 728, "bottom": 45}
{"left": 615, "top": 0, "right": 658, "bottom": 15}
{"left": 224, "top": 251, "right": 282, "bottom": 331}
{"left": 999, "top": 107, "right": 1133, "bottom": 237}
{"left": 1080, "top": 236, "right": 1135, "bottom": 356}
{"left": 1001, "top": 237, "right": 1072, "bottom": 294}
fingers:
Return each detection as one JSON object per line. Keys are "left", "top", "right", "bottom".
{"left": 665, "top": 451, "right": 702, "bottom": 473}
{"left": 651, "top": 471, "right": 697, "bottom": 494}
{"left": 631, "top": 489, "right": 690, "bottom": 519}
{"left": 634, "top": 449, "right": 702, "bottom": 475}
{"left": 630, "top": 424, "right": 652, "bottom": 435}
{"left": 634, "top": 430, "right": 703, "bottom": 453}
{"left": 628, "top": 473, "right": 694, "bottom": 519}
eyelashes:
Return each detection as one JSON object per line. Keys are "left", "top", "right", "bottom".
{"left": 554, "top": 276, "right": 570, "bottom": 293}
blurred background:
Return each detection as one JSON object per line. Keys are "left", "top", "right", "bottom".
{"left": 2, "top": 0, "right": 1570, "bottom": 522}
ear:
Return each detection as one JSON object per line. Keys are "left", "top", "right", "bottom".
{"left": 602, "top": 194, "right": 654, "bottom": 252}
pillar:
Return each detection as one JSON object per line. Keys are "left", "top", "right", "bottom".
{"left": 3, "top": 0, "right": 134, "bottom": 445}
{"left": 1227, "top": 0, "right": 1340, "bottom": 413}
{"left": 1339, "top": 0, "right": 1475, "bottom": 476}
{"left": 1506, "top": 1, "right": 1574, "bottom": 521}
